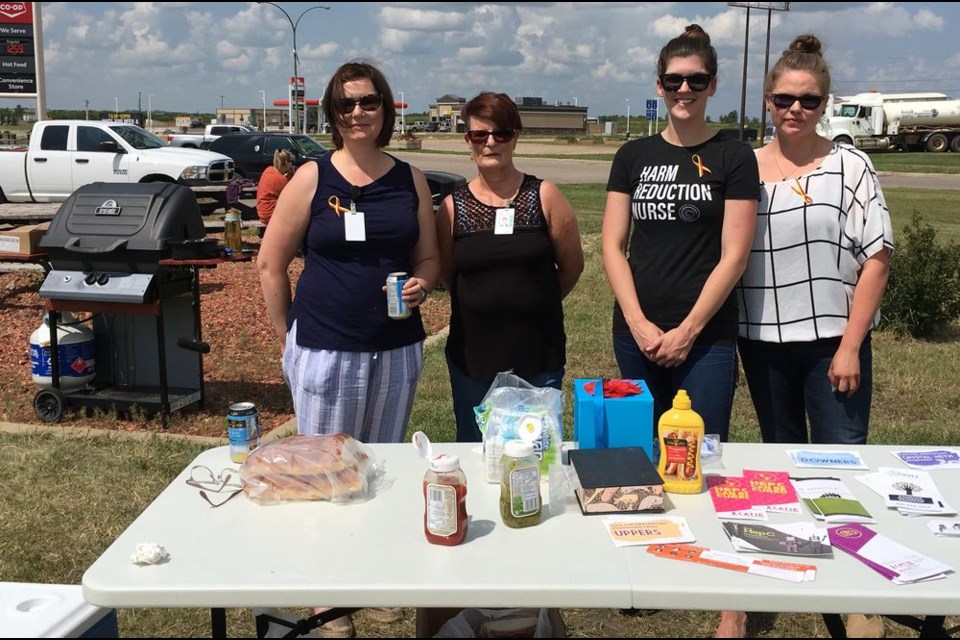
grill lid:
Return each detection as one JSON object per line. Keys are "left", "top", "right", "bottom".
{"left": 39, "top": 182, "right": 206, "bottom": 272}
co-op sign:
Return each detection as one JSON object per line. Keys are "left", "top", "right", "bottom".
{"left": 0, "top": 1, "right": 37, "bottom": 95}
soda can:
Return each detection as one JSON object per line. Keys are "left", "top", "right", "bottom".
{"left": 386, "top": 271, "right": 411, "bottom": 319}
{"left": 227, "top": 402, "right": 260, "bottom": 463}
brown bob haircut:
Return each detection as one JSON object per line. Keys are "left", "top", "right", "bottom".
{"left": 323, "top": 60, "right": 396, "bottom": 149}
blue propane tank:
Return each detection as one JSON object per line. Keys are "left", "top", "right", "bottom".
{"left": 29, "top": 311, "right": 96, "bottom": 392}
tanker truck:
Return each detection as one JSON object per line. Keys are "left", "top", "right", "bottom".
{"left": 818, "top": 92, "right": 960, "bottom": 152}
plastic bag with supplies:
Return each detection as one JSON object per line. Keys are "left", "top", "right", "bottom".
{"left": 434, "top": 607, "right": 566, "bottom": 638}
{"left": 475, "top": 371, "right": 564, "bottom": 485}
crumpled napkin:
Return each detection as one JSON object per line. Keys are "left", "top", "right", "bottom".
{"left": 130, "top": 542, "right": 170, "bottom": 565}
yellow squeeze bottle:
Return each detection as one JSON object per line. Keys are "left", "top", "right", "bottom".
{"left": 657, "top": 389, "right": 705, "bottom": 494}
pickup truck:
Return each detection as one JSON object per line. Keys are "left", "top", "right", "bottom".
{"left": 166, "top": 124, "right": 256, "bottom": 149}
{"left": 0, "top": 120, "right": 235, "bottom": 204}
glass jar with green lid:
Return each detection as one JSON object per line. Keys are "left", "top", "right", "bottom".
{"left": 499, "top": 440, "right": 542, "bottom": 528}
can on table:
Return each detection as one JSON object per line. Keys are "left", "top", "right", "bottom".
{"left": 386, "top": 271, "right": 411, "bottom": 319}
{"left": 227, "top": 402, "right": 260, "bottom": 463}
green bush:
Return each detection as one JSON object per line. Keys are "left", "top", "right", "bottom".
{"left": 554, "top": 135, "right": 578, "bottom": 144}
{"left": 881, "top": 212, "right": 960, "bottom": 338}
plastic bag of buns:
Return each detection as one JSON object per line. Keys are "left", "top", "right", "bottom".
{"left": 240, "top": 433, "right": 377, "bottom": 504}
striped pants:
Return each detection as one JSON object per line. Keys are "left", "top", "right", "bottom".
{"left": 283, "top": 321, "right": 424, "bottom": 443}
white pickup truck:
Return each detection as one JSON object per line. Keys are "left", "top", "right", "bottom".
{"left": 0, "top": 120, "right": 235, "bottom": 204}
{"left": 166, "top": 124, "right": 256, "bottom": 149}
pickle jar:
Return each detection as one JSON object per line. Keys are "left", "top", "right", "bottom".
{"left": 499, "top": 440, "right": 542, "bottom": 528}
{"left": 423, "top": 453, "right": 468, "bottom": 545}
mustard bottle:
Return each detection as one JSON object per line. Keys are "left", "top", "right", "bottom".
{"left": 657, "top": 389, "right": 705, "bottom": 494}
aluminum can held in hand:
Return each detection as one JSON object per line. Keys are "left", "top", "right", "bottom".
{"left": 227, "top": 402, "right": 260, "bottom": 463}
{"left": 386, "top": 271, "right": 411, "bottom": 319}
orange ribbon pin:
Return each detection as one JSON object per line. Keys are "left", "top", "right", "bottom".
{"left": 328, "top": 196, "right": 351, "bottom": 217}
{"left": 792, "top": 180, "right": 812, "bottom": 204}
{"left": 692, "top": 154, "right": 712, "bottom": 178}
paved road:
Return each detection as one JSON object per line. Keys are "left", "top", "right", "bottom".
{"left": 395, "top": 140, "right": 960, "bottom": 190}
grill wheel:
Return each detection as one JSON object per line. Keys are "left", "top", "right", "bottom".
{"left": 34, "top": 388, "right": 65, "bottom": 423}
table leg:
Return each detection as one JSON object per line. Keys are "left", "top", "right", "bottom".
{"left": 821, "top": 613, "right": 847, "bottom": 638}
{"left": 211, "top": 607, "right": 227, "bottom": 637}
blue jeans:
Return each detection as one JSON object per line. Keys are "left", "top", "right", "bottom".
{"left": 738, "top": 336, "right": 872, "bottom": 445}
{"left": 445, "top": 351, "right": 564, "bottom": 443}
{"left": 613, "top": 335, "right": 737, "bottom": 442}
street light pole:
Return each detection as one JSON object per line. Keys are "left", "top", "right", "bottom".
{"left": 625, "top": 98, "right": 630, "bottom": 139}
{"left": 260, "top": 90, "right": 267, "bottom": 130}
{"left": 573, "top": 96, "right": 578, "bottom": 107}
{"left": 400, "top": 90, "right": 405, "bottom": 134}
{"left": 259, "top": 2, "right": 330, "bottom": 134}
{"left": 148, "top": 94, "right": 153, "bottom": 131}
{"left": 113, "top": 96, "right": 118, "bottom": 121}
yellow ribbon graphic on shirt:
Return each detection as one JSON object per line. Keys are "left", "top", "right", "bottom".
{"left": 692, "top": 154, "right": 712, "bottom": 178}
{"left": 792, "top": 180, "right": 813, "bottom": 204}
{"left": 327, "top": 196, "right": 351, "bottom": 217}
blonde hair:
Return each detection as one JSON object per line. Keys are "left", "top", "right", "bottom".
{"left": 273, "top": 149, "right": 295, "bottom": 172}
{"left": 765, "top": 35, "right": 831, "bottom": 96}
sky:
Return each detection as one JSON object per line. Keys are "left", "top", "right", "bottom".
{"left": 10, "top": 2, "right": 960, "bottom": 120}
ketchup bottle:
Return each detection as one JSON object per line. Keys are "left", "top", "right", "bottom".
{"left": 423, "top": 453, "right": 468, "bottom": 545}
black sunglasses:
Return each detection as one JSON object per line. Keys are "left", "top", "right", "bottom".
{"left": 659, "top": 73, "right": 714, "bottom": 92}
{"left": 339, "top": 93, "right": 383, "bottom": 113}
{"left": 769, "top": 93, "right": 825, "bottom": 110}
{"left": 466, "top": 129, "right": 515, "bottom": 144}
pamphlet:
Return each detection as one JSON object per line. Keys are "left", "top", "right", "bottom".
{"left": 707, "top": 475, "right": 768, "bottom": 521}
{"left": 787, "top": 449, "right": 868, "bottom": 470}
{"left": 742, "top": 470, "right": 803, "bottom": 514}
{"left": 928, "top": 519, "right": 960, "bottom": 537}
{"left": 889, "top": 449, "right": 960, "bottom": 470}
{"left": 647, "top": 543, "right": 816, "bottom": 582}
{"left": 723, "top": 521, "right": 833, "bottom": 557}
{"left": 828, "top": 523, "right": 954, "bottom": 584}
{"left": 601, "top": 515, "right": 695, "bottom": 547}
{"left": 856, "top": 467, "right": 956, "bottom": 516}
{"left": 790, "top": 476, "right": 874, "bottom": 523}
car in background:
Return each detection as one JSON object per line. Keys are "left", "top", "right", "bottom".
{"left": 763, "top": 125, "right": 776, "bottom": 146}
{"left": 208, "top": 132, "right": 330, "bottom": 181}
{"left": 210, "top": 131, "right": 465, "bottom": 211}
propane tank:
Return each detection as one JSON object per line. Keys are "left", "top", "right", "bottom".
{"left": 29, "top": 311, "right": 96, "bottom": 391}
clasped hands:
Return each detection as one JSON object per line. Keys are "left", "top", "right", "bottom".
{"left": 631, "top": 320, "right": 695, "bottom": 368}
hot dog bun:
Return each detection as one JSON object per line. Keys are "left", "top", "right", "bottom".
{"left": 240, "top": 433, "right": 373, "bottom": 502}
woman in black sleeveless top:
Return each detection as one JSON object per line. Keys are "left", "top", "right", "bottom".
{"left": 436, "top": 92, "right": 584, "bottom": 442}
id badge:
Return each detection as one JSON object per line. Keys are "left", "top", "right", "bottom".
{"left": 494, "top": 207, "right": 515, "bottom": 235}
{"left": 345, "top": 209, "right": 366, "bottom": 242}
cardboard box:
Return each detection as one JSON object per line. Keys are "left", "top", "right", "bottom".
{"left": 573, "top": 378, "right": 654, "bottom": 458}
{"left": 0, "top": 222, "right": 49, "bottom": 255}
{"left": 568, "top": 446, "right": 664, "bottom": 515}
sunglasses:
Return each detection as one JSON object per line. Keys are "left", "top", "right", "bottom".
{"left": 659, "top": 73, "right": 714, "bottom": 92}
{"left": 466, "top": 130, "right": 515, "bottom": 144}
{"left": 339, "top": 93, "right": 383, "bottom": 113}
{"left": 769, "top": 93, "right": 825, "bottom": 110}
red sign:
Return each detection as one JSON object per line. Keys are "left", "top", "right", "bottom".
{"left": 0, "top": 2, "right": 31, "bottom": 23}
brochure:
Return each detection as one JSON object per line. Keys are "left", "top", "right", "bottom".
{"left": 647, "top": 543, "right": 816, "bottom": 582}
{"left": 706, "top": 475, "right": 768, "bottom": 521}
{"left": 889, "top": 449, "right": 960, "bottom": 470}
{"left": 601, "top": 515, "right": 695, "bottom": 547}
{"left": 790, "top": 476, "right": 874, "bottom": 523}
{"left": 723, "top": 521, "right": 833, "bottom": 557}
{"left": 742, "top": 470, "right": 804, "bottom": 514}
{"left": 788, "top": 449, "right": 868, "bottom": 470}
{"left": 928, "top": 519, "right": 960, "bottom": 537}
{"left": 856, "top": 467, "right": 956, "bottom": 516}
{"left": 828, "top": 523, "right": 954, "bottom": 584}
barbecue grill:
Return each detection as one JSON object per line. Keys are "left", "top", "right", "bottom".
{"left": 34, "top": 182, "right": 212, "bottom": 424}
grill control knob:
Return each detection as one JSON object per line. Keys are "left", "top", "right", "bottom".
{"left": 97, "top": 273, "right": 110, "bottom": 286}
{"left": 84, "top": 273, "right": 97, "bottom": 285}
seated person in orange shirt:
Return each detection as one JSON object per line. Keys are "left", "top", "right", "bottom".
{"left": 256, "top": 149, "right": 295, "bottom": 233}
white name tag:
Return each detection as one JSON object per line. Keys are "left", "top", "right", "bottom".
{"left": 494, "top": 207, "right": 515, "bottom": 235}
{"left": 345, "top": 209, "right": 366, "bottom": 242}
